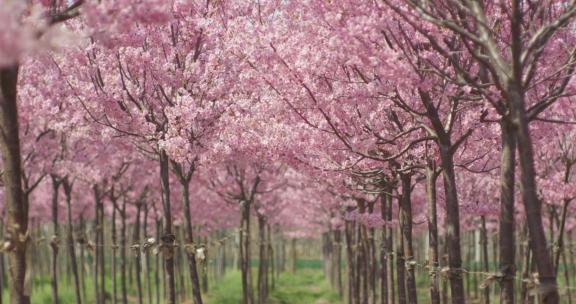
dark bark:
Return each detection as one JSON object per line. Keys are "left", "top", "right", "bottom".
{"left": 0, "top": 65, "right": 30, "bottom": 304}
{"left": 120, "top": 197, "right": 128, "bottom": 304}
{"left": 438, "top": 151, "right": 465, "bottom": 304}
{"left": 425, "top": 162, "right": 440, "bottom": 304}
{"left": 63, "top": 180, "right": 82, "bottom": 304}
{"left": 79, "top": 216, "right": 87, "bottom": 301}
{"left": 399, "top": 174, "right": 417, "bottom": 304}
{"left": 480, "top": 217, "right": 490, "bottom": 304}
{"left": 201, "top": 236, "right": 208, "bottom": 293}
{"left": 508, "top": 85, "right": 558, "bottom": 303}
{"left": 345, "top": 220, "right": 356, "bottom": 304}
{"left": 334, "top": 229, "right": 343, "bottom": 299}
{"left": 240, "top": 201, "right": 254, "bottom": 304}
{"left": 554, "top": 199, "right": 570, "bottom": 274}
{"left": 257, "top": 215, "right": 268, "bottom": 304}
{"left": 159, "top": 150, "right": 177, "bottom": 304}
{"left": 92, "top": 187, "right": 102, "bottom": 304}
{"left": 98, "top": 194, "right": 105, "bottom": 304}
{"left": 173, "top": 163, "right": 203, "bottom": 304}
{"left": 419, "top": 89, "right": 465, "bottom": 304}
{"left": 385, "top": 191, "right": 395, "bottom": 304}
{"left": 133, "top": 201, "right": 143, "bottom": 304}
{"left": 143, "top": 204, "right": 153, "bottom": 304}
{"left": 396, "top": 226, "right": 406, "bottom": 304}
{"left": 322, "top": 232, "right": 333, "bottom": 284}
{"left": 499, "top": 119, "right": 516, "bottom": 304}
{"left": 366, "top": 201, "right": 376, "bottom": 304}
{"left": 50, "top": 176, "right": 61, "bottom": 304}
{"left": 155, "top": 219, "right": 161, "bottom": 304}
{"left": 112, "top": 201, "right": 118, "bottom": 304}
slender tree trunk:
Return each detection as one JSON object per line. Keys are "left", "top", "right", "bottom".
{"left": 159, "top": 150, "right": 177, "bottom": 304}
{"left": 322, "top": 232, "right": 333, "bottom": 283}
{"left": 120, "top": 198, "right": 128, "bottom": 304}
{"left": 174, "top": 167, "right": 203, "bottom": 304}
{"left": 440, "top": 239, "right": 448, "bottom": 304}
{"left": 63, "top": 181, "right": 82, "bottom": 304}
{"left": 92, "top": 187, "right": 101, "bottom": 304}
{"left": 426, "top": 163, "right": 440, "bottom": 304}
{"left": 133, "top": 202, "right": 143, "bottom": 304}
{"left": 498, "top": 119, "right": 516, "bottom": 304}
{"left": 143, "top": 205, "right": 153, "bottom": 304}
{"left": 367, "top": 202, "right": 376, "bottom": 304}
{"left": 380, "top": 191, "right": 389, "bottom": 304}
{"left": 354, "top": 215, "right": 363, "bottom": 304}
{"left": 334, "top": 229, "right": 343, "bottom": 299}
{"left": 155, "top": 219, "right": 161, "bottom": 304}
{"left": 240, "top": 201, "right": 254, "bottom": 304}
{"left": 399, "top": 174, "right": 417, "bottom": 304}
{"left": 201, "top": 236, "right": 208, "bottom": 293}
{"left": 112, "top": 203, "right": 118, "bottom": 304}
{"left": 396, "top": 226, "right": 406, "bottom": 304}
{"left": 508, "top": 86, "right": 559, "bottom": 303}
{"left": 554, "top": 199, "right": 570, "bottom": 274}
{"left": 98, "top": 197, "right": 105, "bottom": 304}
{"left": 480, "top": 217, "right": 490, "bottom": 304}
{"left": 0, "top": 65, "right": 30, "bottom": 304}
{"left": 385, "top": 191, "right": 395, "bottom": 304}
{"left": 176, "top": 227, "right": 186, "bottom": 301}
{"left": 345, "top": 220, "right": 356, "bottom": 304}
{"left": 50, "top": 177, "right": 61, "bottom": 304}
{"left": 79, "top": 216, "right": 87, "bottom": 301}
{"left": 257, "top": 215, "right": 268, "bottom": 304}
{"left": 438, "top": 150, "right": 465, "bottom": 304}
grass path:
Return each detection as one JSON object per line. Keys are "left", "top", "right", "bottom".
{"left": 207, "top": 270, "right": 342, "bottom": 304}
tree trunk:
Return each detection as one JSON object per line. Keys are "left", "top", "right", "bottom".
{"left": 498, "top": 119, "right": 516, "bottom": 304}
{"left": 92, "top": 187, "right": 101, "bottom": 304}
{"left": 396, "top": 226, "right": 406, "bottom": 304}
{"left": 268, "top": 225, "right": 274, "bottom": 291}
{"left": 133, "top": 202, "right": 143, "bottom": 304}
{"left": 509, "top": 86, "right": 559, "bottom": 303}
{"left": 439, "top": 149, "right": 465, "bottom": 304}
{"left": 334, "top": 229, "right": 343, "bottom": 299}
{"left": 345, "top": 220, "right": 356, "bottom": 304}
{"left": 174, "top": 166, "right": 203, "bottom": 304}
{"left": 426, "top": 163, "right": 440, "bottom": 304}
{"left": 399, "top": 174, "right": 417, "bottom": 304}
{"left": 322, "top": 232, "right": 333, "bottom": 283}
{"left": 380, "top": 191, "right": 393, "bottom": 304}
{"left": 0, "top": 65, "right": 30, "bottom": 304}
{"left": 385, "top": 190, "right": 395, "bottom": 304}
{"left": 554, "top": 199, "right": 570, "bottom": 274}
{"left": 155, "top": 219, "right": 161, "bottom": 304}
{"left": 240, "top": 201, "right": 254, "bottom": 304}
{"left": 143, "top": 204, "right": 153, "bottom": 304}
{"left": 257, "top": 215, "right": 268, "bottom": 304}
{"left": 120, "top": 198, "right": 128, "bottom": 304}
{"left": 63, "top": 181, "right": 82, "bottom": 304}
{"left": 79, "top": 216, "right": 87, "bottom": 301}
{"left": 51, "top": 177, "right": 61, "bottom": 304}
{"left": 159, "top": 150, "right": 177, "bottom": 304}
{"left": 480, "top": 217, "right": 490, "bottom": 304}
{"left": 201, "top": 236, "right": 208, "bottom": 293}
{"left": 112, "top": 202, "right": 118, "bottom": 304}
{"left": 97, "top": 190, "right": 105, "bottom": 304}
{"left": 367, "top": 202, "right": 376, "bottom": 304}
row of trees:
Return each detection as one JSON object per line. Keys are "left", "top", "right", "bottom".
{"left": 2, "top": 0, "right": 576, "bottom": 303}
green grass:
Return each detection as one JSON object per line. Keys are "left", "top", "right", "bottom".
{"left": 1, "top": 260, "right": 338, "bottom": 304}
{"left": 206, "top": 269, "right": 341, "bottom": 304}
